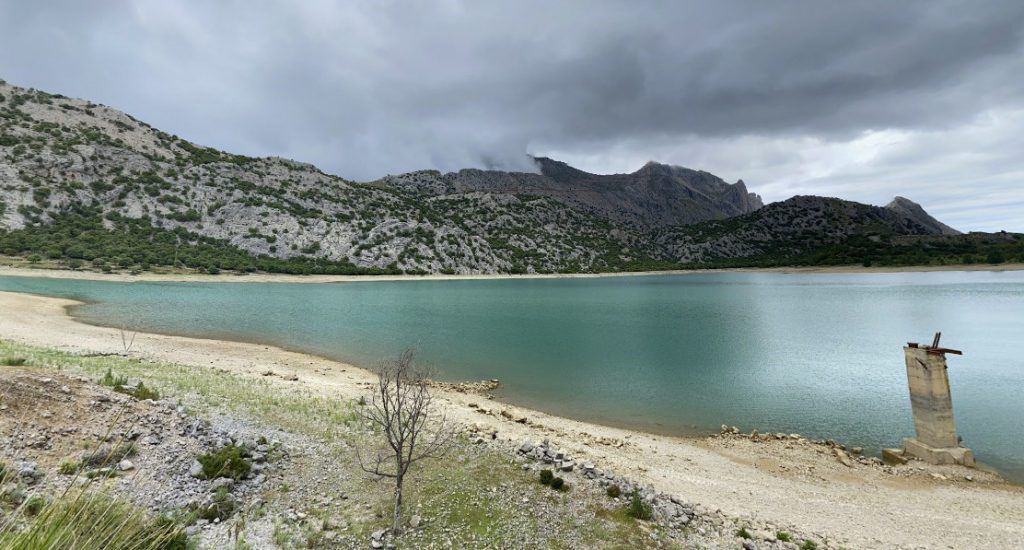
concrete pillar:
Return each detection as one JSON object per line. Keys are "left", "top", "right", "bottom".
{"left": 904, "top": 346, "right": 959, "bottom": 448}
{"left": 900, "top": 337, "right": 974, "bottom": 467}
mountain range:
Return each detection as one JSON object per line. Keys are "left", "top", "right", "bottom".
{"left": 0, "top": 79, "right": 1018, "bottom": 275}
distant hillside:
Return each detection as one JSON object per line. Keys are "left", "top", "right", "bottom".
{"left": 381, "top": 157, "right": 763, "bottom": 228}
{"left": 0, "top": 79, "right": 1018, "bottom": 275}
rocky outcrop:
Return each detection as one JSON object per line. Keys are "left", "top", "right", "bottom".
{"left": 885, "top": 196, "right": 961, "bottom": 236}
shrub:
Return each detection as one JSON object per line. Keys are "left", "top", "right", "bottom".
{"left": 606, "top": 485, "right": 621, "bottom": 498}
{"left": 124, "top": 381, "right": 159, "bottom": 401}
{"left": 550, "top": 477, "right": 565, "bottom": 490}
{"left": 197, "top": 445, "right": 251, "bottom": 481}
{"left": 800, "top": 541, "right": 818, "bottom": 550}
{"left": 538, "top": 469, "right": 554, "bottom": 485}
{"left": 23, "top": 495, "right": 46, "bottom": 516}
{"left": 777, "top": 532, "right": 793, "bottom": 542}
{"left": 1, "top": 485, "right": 26, "bottom": 507}
{"left": 737, "top": 527, "right": 752, "bottom": 539}
{"left": 625, "top": 490, "right": 653, "bottom": 521}
{"left": 99, "top": 368, "right": 128, "bottom": 388}
{"left": 0, "top": 462, "right": 7, "bottom": 483}
{"left": 1, "top": 357, "right": 27, "bottom": 366}
{"left": 59, "top": 460, "right": 80, "bottom": 475}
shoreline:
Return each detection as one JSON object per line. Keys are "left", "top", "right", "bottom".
{"left": 1, "top": 290, "right": 1023, "bottom": 548}
{"left": 0, "top": 262, "right": 1022, "bottom": 284}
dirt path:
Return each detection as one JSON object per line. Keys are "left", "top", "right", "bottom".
{"left": 1, "top": 290, "right": 1022, "bottom": 549}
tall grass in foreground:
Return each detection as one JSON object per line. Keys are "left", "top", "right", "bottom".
{"left": 0, "top": 490, "right": 186, "bottom": 550}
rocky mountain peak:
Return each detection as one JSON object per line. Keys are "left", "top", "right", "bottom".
{"left": 885, "top": 196, "right": 961, "bottom": 236}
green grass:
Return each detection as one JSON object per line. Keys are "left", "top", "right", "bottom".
{"left": 625, "top": 489, "right": 653, "bottom": 521}
{"left": 0, "top": 339, "right": 359, "bottom": 442}
{"left": 0, "top": 491, "right": 187, "bottom": 549}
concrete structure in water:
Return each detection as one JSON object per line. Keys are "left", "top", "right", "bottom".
{"left": 901, "top": 333, "right": 974, "bottom": 466}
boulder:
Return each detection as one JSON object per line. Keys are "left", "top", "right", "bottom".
{"left": 882, "top": 448, "right": 909, "bottom": 465}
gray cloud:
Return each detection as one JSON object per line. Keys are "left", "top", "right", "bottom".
{"left": 1, "top": 0, "right": 1022, "bottom": 230}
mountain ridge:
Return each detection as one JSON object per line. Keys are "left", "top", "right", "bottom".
{"left": 1, "top": 78, "right": 1015, "bottom": 276}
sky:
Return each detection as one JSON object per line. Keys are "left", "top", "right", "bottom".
{"left": 1, "top": 1, "right": 1022, "bottom": 232}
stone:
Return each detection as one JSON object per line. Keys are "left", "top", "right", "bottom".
{"left": 142, "top": 435, "right": 161, "bottom": 445}
{"left": 211, "top": 477, "right": 235, "bottom": 492}
{"left": 117, "top": 459, "right": 135, "bottom": 471}
{"left": 17, "top": 462, "right": 40, "bottom": 484}
{"left": 189, "top": 460, "right": 204, "bottom": 478}
{"left": 742, "top": 540, "right": 757, "bottom": 550}
{"left": 559, "top": 461, "right": 575, "bottom": 472}
{"left": 834, "top": 448, "right": 853, "bottom": 468}
{"left": 409, "top": 514, "right": 422, "bottom": 528}
{"left": 882, "top": 448, "right": 909, "bottom": 465}
{"left": 518, "top": 440, "right": 535, "bottom": 454}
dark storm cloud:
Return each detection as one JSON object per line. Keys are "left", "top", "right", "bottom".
{"left": 1, "top": 1, "right": 1022, "bottom": 230}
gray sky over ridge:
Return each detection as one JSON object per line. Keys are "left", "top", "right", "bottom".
{"left": 0, "top": 1, "right": 1022, "bottom": 231}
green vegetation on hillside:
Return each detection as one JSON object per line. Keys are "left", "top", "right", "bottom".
{"left": 0, "top": 207, "right": 399, "bottom": 275}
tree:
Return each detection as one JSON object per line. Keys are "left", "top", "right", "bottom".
{"left": 357, "top": 349, "right": 454, "bottom": 534}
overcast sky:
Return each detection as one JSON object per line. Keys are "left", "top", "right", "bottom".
{"left": 1, "top": 1, "right": 1022, "bottom": 231}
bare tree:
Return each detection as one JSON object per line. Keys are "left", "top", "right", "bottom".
{"left": 357, "top": 349, "right": 454, "bottom": 534}
{"left": 119, "top": 322, "right": 137, "bottom": 355}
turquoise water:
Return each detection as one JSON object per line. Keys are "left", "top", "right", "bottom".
{"left": 1, "top": 271, "right": 1022, "bottom": 481}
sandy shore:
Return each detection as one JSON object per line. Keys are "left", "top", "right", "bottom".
{"left": 1, "top": 290, "right": 1022, "bottom": 548}
{"left": 0, "top": 262, "right": 1021, "bottom": 284}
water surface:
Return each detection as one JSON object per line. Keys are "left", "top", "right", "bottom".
{"left": 1, "top": 271, "right": 1022, "bottom": 481}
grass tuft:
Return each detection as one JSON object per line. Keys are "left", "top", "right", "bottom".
{"left": 625, "top": 489, "right": 653, "bottom": 521}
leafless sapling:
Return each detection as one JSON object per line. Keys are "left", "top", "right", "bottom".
{"left": 357, "top": 349, "right": 454, "bottom": 534}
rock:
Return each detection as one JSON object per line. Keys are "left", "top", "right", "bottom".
{"left": 834, "top": 448, "right": 853, "bottom": 468}
{"left": 17, "top": 462, "right": 40, "bottom": 484}
{"left": 518, "top": 440, "right": 535, "bottom": 454}
{"left": 882, "top": 448, "right": 909, "bottom": 465}
{"left": 117, "top": 459, "right": 135, "bottom": 471}
{"left": 60, "top": 385, "right": 71, "bottom": 394}
{"left": 851, "top": 446, "right": 863, "bottom": 455}
{"left": 189, "top": 460, "right": 204, "bottom": 478}
{"left": 742, "top": 540, "right": 758, "bottom": 550}
{"left": 559, "top": 461, "right": 575, "bottom": 472}
{"left": 142, "top": 435, "right": 160, "bottom": 445}
{"left": 409, "top": 514, "right": 422, "bottom": 528}
{"left": 211, "top": 477, "right": 235, "bottom": 492}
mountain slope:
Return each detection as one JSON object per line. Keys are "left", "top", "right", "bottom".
{"left": 0, "top": 80, "right": 647, "bottom": 274}
{"left": 1, "top": 79, "right": 1011, "bottom": 275}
